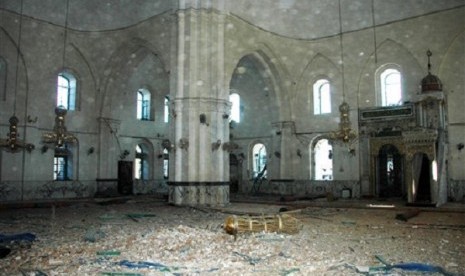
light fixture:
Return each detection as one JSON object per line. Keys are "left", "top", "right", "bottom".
{"left": 330, "top": 0, "right": 356, "bottom": 144}
{"left": 211, "top": 139, "right": 221, "bottom": 151}
{"left": 458, "top": 143, "right": 464, "bottom": 151}
{"left": 330, "top": 101, "right": 357, "bottom": 143}
{"left": 161, "top": 139, "right": 174, "bottom": 151}
{"left": 119, "top": 149, "right": 130, "bottom": 160}
{"left": 41, "top": 0, "right": 76, "bottom": 149}
{"left": 42, "top": 106, "right": 76, "bottom": 148}
{"left": 0, "top": 116, "right": 34, "bottom": 152}
{"left": 0, "top": 0, "right": 34, "bottom": 153}
{"left": 179, "top": 138, "right": 189, "bottom": 150}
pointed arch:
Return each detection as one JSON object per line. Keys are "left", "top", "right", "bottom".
{"left": 228, "top": 52, "right": 281, "bottom": 137}
{"left": 133, "top": 138, "right": 154, "bottom": 180}
{"left": 50, "top": 42, "right": 96, "bottom": 113}
{"left": 357, "top": 39, "right": 423, "bottom": 108}
{"left": 226, "top": 44, "right": 291, "bottom": 121}
{"left": 0, "top": 26, "right": 29, "bottom": 113}
{"left": 294, "top": 53, "right": 342, "bottom": 126}
{"left": 99, "top": 38, "right": 169, "bottom": 119}
{"left": 67, "top": 42, "right": 98, "bottom": 109}
{"left": 309, "top": 135, "right": 333, "bottom": 180}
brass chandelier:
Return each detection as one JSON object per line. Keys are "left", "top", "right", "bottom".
{"left": 42, "top": 106, "right": 76, "bottom": 148}
{"left": 0, "top": 116, "right": 34, "bottom": 153}
{"left": 330, "top": 0, "right": 356, "bottom": 144}
{"left": 331, "top": 101, "right": 357, "bottom": 143}
{"left": 41, "top": 0, "right": 76, "bottom": 149}
{"left": 0, "top": 0, "right": 35, "bottom": 153}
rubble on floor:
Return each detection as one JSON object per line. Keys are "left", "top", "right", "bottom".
{"left": 0, "top": 197, "right": 464, "bottom": 275}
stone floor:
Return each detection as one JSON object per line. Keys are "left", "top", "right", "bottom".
{"left": 0, "top": 194, "right": 464, "bottom": 275}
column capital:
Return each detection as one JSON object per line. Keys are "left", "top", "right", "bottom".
{"left": 173, "top": 97, "right": 231, "bottom": 113}
{"left": 272, "top": 121, "right": 295, "bottom": 131}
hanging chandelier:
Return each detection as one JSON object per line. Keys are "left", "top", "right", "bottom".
{"left": 41, "top": 0, "right": 76, "bottom": 149}
{"left": 42, "top": 106, "right": 76, "bottom": 148}
{"left": 0, "top": 116, "right": 35, "bottom": 152}
{"left": 330, "top": 101, "right": 357, "bottom": 143}
{"left": 329, "top": 0, "right": 357, "bottom": 144}
{"left": 0, "top": 0, "right": 35, "bottom": 153}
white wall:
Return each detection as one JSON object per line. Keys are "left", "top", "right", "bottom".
{"left": 0, "top": 3, "right": 463, "bottom": 201}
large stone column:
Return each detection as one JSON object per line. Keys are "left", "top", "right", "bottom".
{"left": 168, "top": 6, "right": 230, "bottom": 206}
{"left": 271, "top": 121, "right": 295, "bottom": 179}
{"left": 97, "top": 117, "right": 121, "bottom": 179}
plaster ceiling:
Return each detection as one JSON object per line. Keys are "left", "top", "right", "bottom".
{"left": 1, "top": 0, "right": 463, "bottom": 39}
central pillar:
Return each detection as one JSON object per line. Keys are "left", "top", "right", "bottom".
{"left": 168, "top": 6, "right": 229, "bottom": 206}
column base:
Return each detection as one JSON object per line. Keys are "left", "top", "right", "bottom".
{"left": 168, "top": 182, "right": 230, "bottom": 206}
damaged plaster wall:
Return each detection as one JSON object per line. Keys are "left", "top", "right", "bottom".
{"left": 0, "top": 1, "right": 464, "bottom": 203}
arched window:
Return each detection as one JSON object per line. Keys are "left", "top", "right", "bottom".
{"left": 164, "top": 96, "right": 170, "bottom": 123}
{"left": 229, "top": 93, "right": 241, "bottom": 123}
{"left": 313, "top": 79, "right": 331, "bottom": 115}
{"left": 380, "top": 68, "right": 402, "bottom": 106}
{"left": 163, "top": 148, "right": 169, "bottom": 179}
{"left": 313, "top": 139, "right": 333, "bottom": 180}
{"left": 137, "top": 88, "right": 151, "bottom": 120}
{"left": 0, "top": 57, "right": 6, "bottom": 101}
{"left": 57, "top": 72, "right": 77, "bottom": 110}
{"left": 53, "top": 144, "right": 73, "bottom": 181}
{"left": 134, "top": 144, "right": 149, "bottom": 180}
{"left": 252, "top": 143, "right": 267, "bottom": 178}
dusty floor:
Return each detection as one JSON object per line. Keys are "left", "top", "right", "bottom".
{"left": 0, "top": 196, "right": 464, "bottom": 275}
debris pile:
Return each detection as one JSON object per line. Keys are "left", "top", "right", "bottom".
{"left": 0, "top": 198, "right": 463, "bottom": 275}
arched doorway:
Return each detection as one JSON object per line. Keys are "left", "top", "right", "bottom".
{"left": 252, "top": 143, "right": 267, "bottom": 179}
{"left": 412, "top": 153, "right": 431, "bottom": 203}
{"left": 229, "top": 154, "right": 239, "bottom": 193}
{"left": 313, "top": 138, "right": 333, "bottom": 180}
{"left": 377, "top": 144, "right": 404, "bottom": 198}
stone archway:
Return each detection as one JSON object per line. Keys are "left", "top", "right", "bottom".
{"left": 369, "top": 136, "right": 406, "bottom": 198}
{"left": 377, "top": 144, "right": 404, "bottom": 198}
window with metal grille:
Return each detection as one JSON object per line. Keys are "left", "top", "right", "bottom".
{"left": 137, "top": 89, "right": 151, "bottom": 120}
{"left": 380, "top": 68, "right": 402, "bottom": 106}
{"left": 134, "top": 144, "right": 149, "bottom": 180}
{"left": 252, "top": 143, "right": 267, "bottom": 179}
{"left": 57, "top": 72, "right": 76, "bottom": 110}
{"left": 313, "top": 79, "right": 331, "bottom": 115}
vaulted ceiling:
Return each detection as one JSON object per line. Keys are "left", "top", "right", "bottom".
{"left": 1, "top": 0, "right": 463, "bottom": 39}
